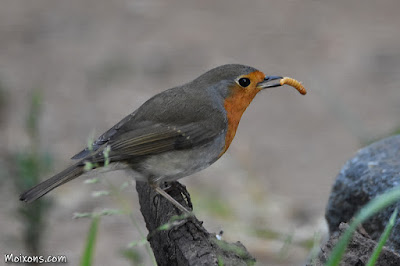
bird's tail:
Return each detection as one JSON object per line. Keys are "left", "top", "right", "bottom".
{"left": 19, "top": 162, "right": 85, "bottom": 203}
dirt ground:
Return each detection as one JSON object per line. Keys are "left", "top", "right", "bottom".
{"left": 1, "top": 1, "right": 400, "bottom": 265}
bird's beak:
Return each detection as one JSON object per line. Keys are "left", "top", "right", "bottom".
{"left": 257, "top": 76, "right": 283, "bottom": 89}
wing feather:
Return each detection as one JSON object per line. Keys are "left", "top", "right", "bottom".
{"left": 87, "top": 122, "right": 224, "bottom": 163}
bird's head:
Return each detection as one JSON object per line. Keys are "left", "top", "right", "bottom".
{"left": 192, "top": 64, "right": 297, "bottom": 113}
{"left": 192, "top": 64, "right": 304, "bottom": 102}
{"left": 192, "top": 64, "right": 306, "bottom": 156}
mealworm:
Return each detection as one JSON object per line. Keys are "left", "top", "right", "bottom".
{"left": 280, "top": 77, "right": 307, "bottom": 95}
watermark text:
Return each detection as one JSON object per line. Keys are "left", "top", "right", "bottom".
{"left": 5, "top": 253, "right": 67, "bottom": 264}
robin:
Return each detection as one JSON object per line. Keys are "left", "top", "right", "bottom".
{"left": 20, "top": 64, "right": 306, "bottom": 213}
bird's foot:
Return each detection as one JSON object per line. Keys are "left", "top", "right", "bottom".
{"left": 151, "top": 183, "right": 193, "bottom": 215}
{"left": 163, "top": 181, "right": 193, "bottom": 210}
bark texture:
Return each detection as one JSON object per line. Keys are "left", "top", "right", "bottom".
{"left": 136, "top": 181, "right": 255, "bottom": 266}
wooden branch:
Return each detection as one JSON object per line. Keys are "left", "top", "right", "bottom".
{"left": 136, "top": 181, "right": 256, "bottom": 266}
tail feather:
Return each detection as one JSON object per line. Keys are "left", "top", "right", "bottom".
{"left": 19, "top": 163, "right": 85, "bottom": 203}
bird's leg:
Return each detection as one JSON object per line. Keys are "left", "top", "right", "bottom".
{"left": 161, "top": 182, "right": 209, "bottom": 235}
{"left": 163, "top": 181, "right": 193, "bottom": 211}
{"left": 150, "top": 183, "right": 192, "bottom": 215}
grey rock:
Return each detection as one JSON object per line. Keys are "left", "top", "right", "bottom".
{"left": 325, "top": 135, "right": 400, "bottom": 251}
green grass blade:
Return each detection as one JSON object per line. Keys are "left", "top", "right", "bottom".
{"left": 366, "top": 208, "right": 398, "bottom": 266}
{"left": 80, "top": 216, "right": 100, "bottom": 266}
{"left": 326, "top": 188, "right": 400, "bottom": 266}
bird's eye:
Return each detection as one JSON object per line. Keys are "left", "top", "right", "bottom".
{"left": 238, "top": 78, "right": 251, "bottom": 87}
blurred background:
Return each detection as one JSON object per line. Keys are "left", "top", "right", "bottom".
{"left": 1, "top": 0, "right": 400, "bottom": 265}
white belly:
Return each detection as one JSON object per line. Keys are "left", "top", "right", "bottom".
{"left": 138, "top": 134, "right": 225, "bottom": 183}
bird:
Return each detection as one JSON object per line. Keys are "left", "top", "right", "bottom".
{"left": 19, "top": 64, "right": 306, "bottom": 213}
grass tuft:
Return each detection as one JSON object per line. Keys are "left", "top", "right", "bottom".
{"left": 326, "top": 188, "right": 400, "bottom": 266}
{"left": 366, "top": 208, "right": 398, "bottom": 266}
{"left": 80, "top": 215, "right": 100, "bottom": 266}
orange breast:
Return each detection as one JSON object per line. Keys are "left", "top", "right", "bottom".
{"left": 218, "top": 70, "right": 265, "bottom": 157}
{"left": 219, "top": 86, "right": 260, "bottom": 157}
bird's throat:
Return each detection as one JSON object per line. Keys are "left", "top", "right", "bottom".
{"left": 219, "top": 88, "right": 260, "bottom": 157}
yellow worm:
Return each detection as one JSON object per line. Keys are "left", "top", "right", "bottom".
{"left": 280, "top": 77, "right": 307, "bottom": 95}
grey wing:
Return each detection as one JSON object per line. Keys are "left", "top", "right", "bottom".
{"left": 71, "top": 111, "right": 137, "bottom": 159}
{"left": 88, "top": 121, "right": 226, "bottom": 163}
{"left": 72, "top": 83, "right": 227, "bottom": 161}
